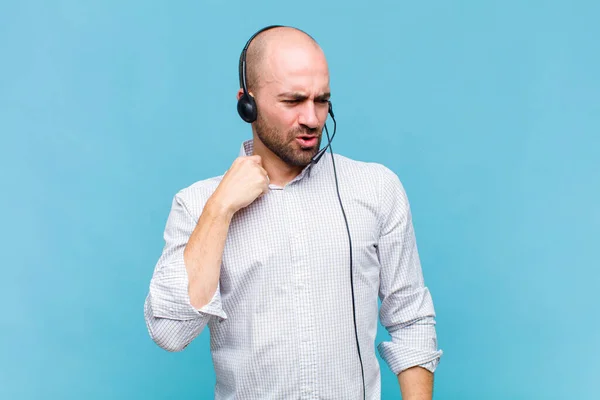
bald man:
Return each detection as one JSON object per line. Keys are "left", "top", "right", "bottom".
{"left": 144, "top": 26, "right": 442, "bottom": 400}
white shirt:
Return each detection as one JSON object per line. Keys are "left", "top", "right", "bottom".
{"left": 144, "top": 140, "right": 443, "bottom": 399}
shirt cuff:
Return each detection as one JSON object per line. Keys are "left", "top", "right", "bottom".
{"left": 149, "top": 271, "right": 228, "bottom": 322}
{"left": 377, "top": 341, "right": 443, "bottom": 375}
{"left": 195, "top": 282, "right": 228, "bottom": 321}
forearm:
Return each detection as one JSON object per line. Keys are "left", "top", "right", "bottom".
{"left": 398, "top": 366, "right": 434, "bottom": 400}
{"left": 184, "top": 196, "right": 234, "bottom": 309}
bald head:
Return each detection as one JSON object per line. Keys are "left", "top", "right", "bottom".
{"left": 244, "top": 27, "right": 325, "bottom": 93}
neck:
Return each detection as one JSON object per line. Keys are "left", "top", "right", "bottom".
{"left": 251, "top": 134, "right": 303, "bottom": 187}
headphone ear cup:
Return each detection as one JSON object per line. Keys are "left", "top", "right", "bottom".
{"left": 237, "top": 93, "right": 257, "bottom": 123}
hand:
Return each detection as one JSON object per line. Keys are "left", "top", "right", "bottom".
{"left": 211, "top": 155, "right": 270, "bottom": 214}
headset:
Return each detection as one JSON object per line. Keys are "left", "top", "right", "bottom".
{"left": 237, "top": 25, "right": 366, "bottom": 400}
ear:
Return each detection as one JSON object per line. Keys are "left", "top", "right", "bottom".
{"left": 237, "top": 88, "right": 244, "bottom": 101}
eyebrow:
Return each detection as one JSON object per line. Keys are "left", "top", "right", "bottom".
{"left": 277, "top": 92, "right": 331, "bottom": 101}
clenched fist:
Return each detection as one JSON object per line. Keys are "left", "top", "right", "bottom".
{"left": 210, "top": 155, "right": 270, "bottom": 215}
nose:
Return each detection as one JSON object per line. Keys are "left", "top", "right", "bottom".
{"left": 298, "top": 102, "right": 320, "bottom": 129}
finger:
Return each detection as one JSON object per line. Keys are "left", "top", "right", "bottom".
{"left": 259, "top": 166, "right": 268, "bottom": 177}
{"left": 248, "top": 155, "right": 262, "bottom": 165}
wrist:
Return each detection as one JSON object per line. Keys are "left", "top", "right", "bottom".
{"left": 206, "top": 194, "right": 236, "bottom": 220}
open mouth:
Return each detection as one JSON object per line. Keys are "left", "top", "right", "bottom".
{"left": 296, "top": 136, "right": 318, "bottom": 147}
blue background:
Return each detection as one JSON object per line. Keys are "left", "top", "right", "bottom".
{"left": 1, "top": 1, "right": 598, "bottom": 399}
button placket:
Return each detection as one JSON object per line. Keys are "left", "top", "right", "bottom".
{"left": 287, "top": 183, "right": 319, "bottom": 399}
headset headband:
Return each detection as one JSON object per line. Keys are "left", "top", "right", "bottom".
{"left": 238, "top": 25, "right": 284, "bottom": 93}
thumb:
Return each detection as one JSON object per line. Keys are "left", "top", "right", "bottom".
{"left": 248, "top": 155, "right": 262, "bottom": 165}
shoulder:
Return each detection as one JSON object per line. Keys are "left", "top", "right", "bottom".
{"left": 171, "top": 174, "right": 225, "bottom": 217}
{"left": 327, "top": 152, "right": 405, "bottom": 190}
{"left": 326, "top": 153, "right": 410, "bottom": 215}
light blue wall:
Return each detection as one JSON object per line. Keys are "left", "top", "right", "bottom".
{"left": 1, "top": 1, "right": 598, "bottom": 399}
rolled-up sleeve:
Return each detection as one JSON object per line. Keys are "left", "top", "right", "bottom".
{"left": 375, "top": 166, "right": 443, "bottom": 374}
{"left": 144, "top": 192, "right": 227, "bottom": 352}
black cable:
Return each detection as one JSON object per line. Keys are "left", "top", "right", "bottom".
{"left": 324, "top": 122, "right": 366, "bottom": 400}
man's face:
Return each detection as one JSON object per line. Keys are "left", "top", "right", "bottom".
{"left": 252, "top": 44, "right": 331, "bottom": 167}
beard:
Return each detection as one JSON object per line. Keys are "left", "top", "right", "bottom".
{"left": 254, "top": 113, "right": 323, "bottom": 167}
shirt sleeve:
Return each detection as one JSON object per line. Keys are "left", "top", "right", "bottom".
{"left": 144, "top": 192, "right": 227, "bottom": 352}
{"left": 375, "top": 166, "right": 443, "bottom": 374}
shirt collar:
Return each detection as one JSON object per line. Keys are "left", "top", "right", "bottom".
{"left": 238, "top": 139, "right": 318, "bottom": 185}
